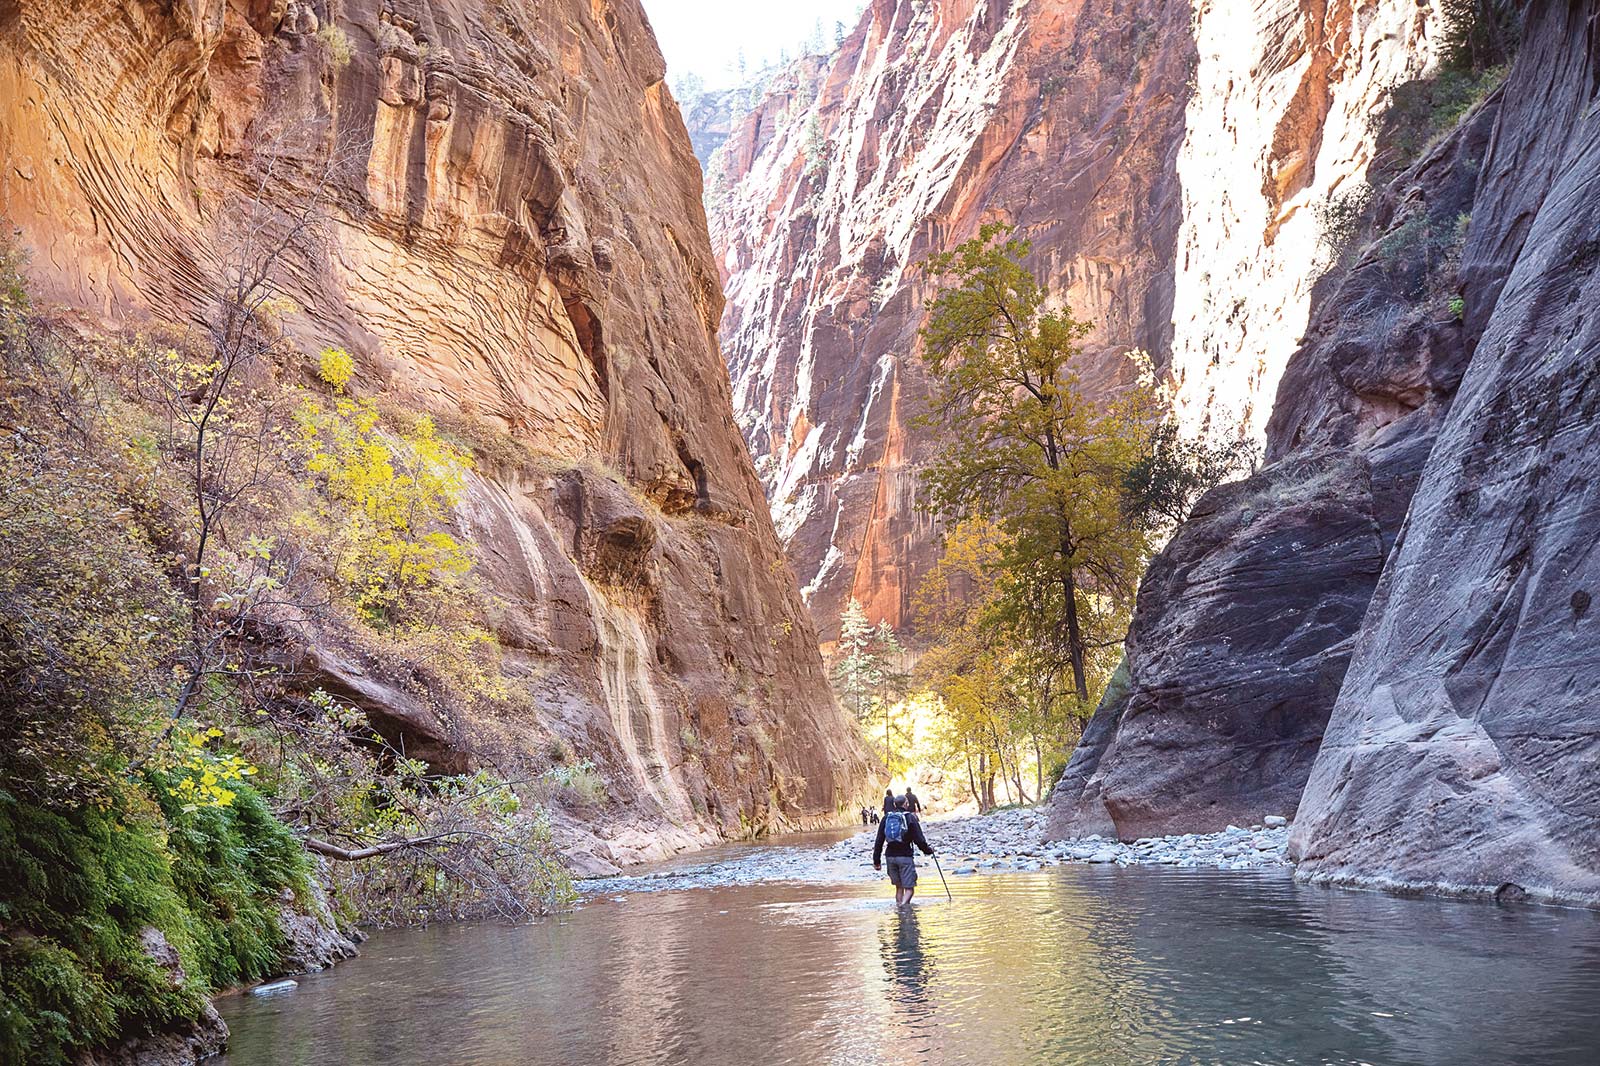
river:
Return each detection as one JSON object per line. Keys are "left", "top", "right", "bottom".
{"left": 218, "top": 835, "right": 1600, "bottom": 1065}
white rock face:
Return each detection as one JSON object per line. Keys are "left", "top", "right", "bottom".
{"left": 1167, "top": 0, "right": 1436, "bottom": 437}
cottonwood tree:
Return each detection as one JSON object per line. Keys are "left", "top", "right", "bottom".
{"left": 910, "top": 520, "right": 1062, "bottom": 809}
{"left": 916, "top": 223, "right": 1156, "bottom": 704}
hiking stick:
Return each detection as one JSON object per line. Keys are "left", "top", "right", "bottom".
{"left": 932, "top": 852, "right": 952, "bottom": 902}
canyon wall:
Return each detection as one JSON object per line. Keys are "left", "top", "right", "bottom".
{"left": 697, "top": 0, "right": 1433, "bottom": 642}
{"left": 0, "top": 0, "right": 870, "bottom": 872}
{"left": 1048, "top": 94, "right": 1499, "bottom": 838}
{"left": 1289, "top": 0, "right": 1600, "bottom": 905}
{"left": 1054, "top": 0, "right": 1600, "bottom": 907}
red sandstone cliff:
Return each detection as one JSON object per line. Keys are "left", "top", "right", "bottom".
{"left": 698, "top": 0, "right": 1432, "bottom": 643}
{"left": 0, "top": 0, "right": 870, "bottom": 870}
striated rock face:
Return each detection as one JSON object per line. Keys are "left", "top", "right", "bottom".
{"left": 1055, "top": 0, "right": 1600, "bottom": 906}
{"left": 704, "top": 0, "right": 1196, "bottom": 641}
{"left": 0, "top": 0, "right": 870, "bottom": 869}
{"left": 1290, "top": 0, "right": 1600, "bottom": 905}
{"left": 1048, "top": 83, "right": 1500, "bottom": 840}
{"left": 697, "top": 0, "right": 1433, "bottom": 642}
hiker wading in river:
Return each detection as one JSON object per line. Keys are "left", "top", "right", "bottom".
{"left": 874, "top": 796, "right": 935, "bottom": 905}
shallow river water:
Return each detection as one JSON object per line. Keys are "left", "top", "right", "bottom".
{"left": 219, "top": 855, "right": 1600, "bottom": 1066}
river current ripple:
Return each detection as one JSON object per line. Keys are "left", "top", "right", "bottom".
{"left": 219, "top": 836, "right": 1600, "bottom": 1066}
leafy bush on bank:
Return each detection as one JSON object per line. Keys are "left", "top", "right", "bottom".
{"left": 0, "top": 777, "right": 307, "bottom": 1066}
{"left": 0, "top": 218, "right": 576, "bottom": 1062}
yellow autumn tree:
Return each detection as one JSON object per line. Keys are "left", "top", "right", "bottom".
{"left": 296, "top": 349, "right": 472, "bottom": 625}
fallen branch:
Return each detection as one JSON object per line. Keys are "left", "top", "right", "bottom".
{"left": 304, "top": 834, "right": 451, "bottom": 861}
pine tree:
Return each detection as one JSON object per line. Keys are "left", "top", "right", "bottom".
{"left": 830, "top": 601, "right": 911, "bottom": 769}
{"left": 832, "top": 598, "right": 880, "bottom": 724}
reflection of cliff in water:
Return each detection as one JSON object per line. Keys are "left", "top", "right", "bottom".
{"left": 219, "top": 867, "right": 1600, "bottom": 1066}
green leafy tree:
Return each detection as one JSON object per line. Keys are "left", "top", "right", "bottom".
{"left": 1121, "top": 418, "right": 1259, "bottom": 533}
{"left": 830, "top": 600, "right": 909, "bottom": 768}
{"left": 917, "top": 223, "right": 1157, "bottom": 703}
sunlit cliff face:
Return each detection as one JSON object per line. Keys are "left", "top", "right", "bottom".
{"left": 702, "top": 0, "right": 1442, "bottom": 641}
{"left": 1167, "top": 0, "right": 1436, "bottom": 436}
{"left": 0, "top": 0, "right": 873, "bottom": 868}
{"left": 704, "top": 0, "right": 1042, "bottom": 642}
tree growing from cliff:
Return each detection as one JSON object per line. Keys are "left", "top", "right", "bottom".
{"left": 1120, "top": 418, "right": 1260, "bottom": 534}
{"left": 916, "top": 223, "right": 1157, "bottom": 704}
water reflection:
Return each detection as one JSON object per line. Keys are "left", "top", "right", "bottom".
{"left": 878, "top": 906, "right": 934, "bottom": 1045}
{"left": 218, "top": 867, "right": 1600, "bottom": 1066}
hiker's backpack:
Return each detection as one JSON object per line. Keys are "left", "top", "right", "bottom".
{"left": 883, "top": 810, "right": 909, "bottom": 844}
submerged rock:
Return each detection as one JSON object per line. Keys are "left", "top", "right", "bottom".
{"left": 249, "top": 980, "right": 300, "bottom": 997}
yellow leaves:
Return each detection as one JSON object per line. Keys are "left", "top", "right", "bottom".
{"left": 164, "top": 726, "right": 257, "bottom": 811}
{"left": 295, "top": 389, "right": 473, "bottom": 623}
{"left": 318, "top": 347, "right": 355, "bottom": 392}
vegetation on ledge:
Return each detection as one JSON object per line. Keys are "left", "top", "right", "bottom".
{"left": 0, "top": 202, "right": 573, "bottom": 1062}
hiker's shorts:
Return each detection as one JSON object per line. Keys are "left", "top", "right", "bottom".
{"left": 886, "top": 856, "right": 918, "bottom": 888}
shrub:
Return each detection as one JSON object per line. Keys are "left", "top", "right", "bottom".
{"left": 316, "top": 25, "right": 354, "bottom": 69}
{"left": 0, "top": 777, "right": 307, "bottom": 1066}
{"left": 317, "top": 346, "right": 354, "bottom": 391}
{"left": 322, "top": 767, "right": 576, "bottom": 924}
{"left": 1371, "top": 0, "right": 1516, "bottom": 172}
{"left": 542, "top": 759, "right": 606, "bottom": 808}
{"left": 295, "top": 394, "right": 473, "bottom": 625}
{"left": 1316, "top": 185, "right": 1374, "bottom": 265}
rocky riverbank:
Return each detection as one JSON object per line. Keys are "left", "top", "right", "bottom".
{"left": 891, "top": 807, "right": 1292, "bottom": 875}
{"left": 580, "top": 807, "right": 1291, "bottom": 896}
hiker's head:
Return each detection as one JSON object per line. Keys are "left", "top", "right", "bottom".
{"left": 891, "top": 796, "right": 907, "bottom": 811}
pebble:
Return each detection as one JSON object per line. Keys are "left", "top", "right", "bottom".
{"left": 579, "top": 807, "right": 1293, "bottom": 897}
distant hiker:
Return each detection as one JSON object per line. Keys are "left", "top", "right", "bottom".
{"left": 870, "top": 808, "right": 879, "bottom": 825}
{"left": 903, "top": 787, "right": 922, "bottom": 814}
{"left": 873, "top": 796, "right": 934, "bottom": 906}
{"left": 883, "top": 788, "right": 895, "bottom": 813}
{"left": 860, "top": 806, "right": 870, "bottom": 826}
